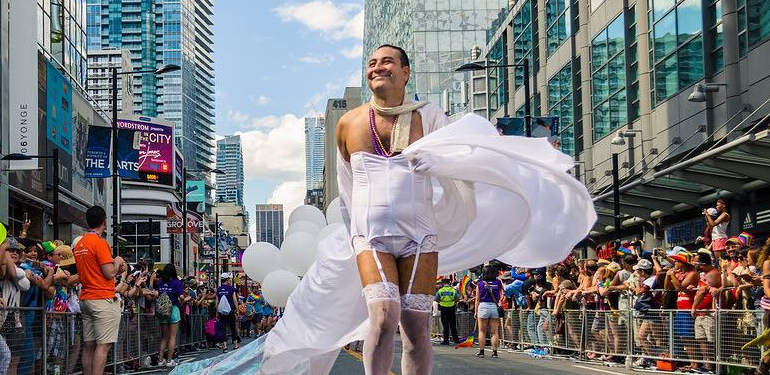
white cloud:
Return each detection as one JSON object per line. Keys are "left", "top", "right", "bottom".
{"left": 249, "top": 95, "right": 272, "bottom": 105}
{"left": 228, "top": 110, "right": 250, "bottom": 123}
{"left": 235, "top": 114, "right": 306, "bottom": 182}
{"left": 267, "top": 180, "right": 306, "bottom": 228}
{"left": 274, "top": 1, "right": 364, "bottom": 41}
{"left": 339, "top": 44, "right": 363, "bottom": 59}
{"left": 297, "top": 55, "right": 335, "bottom": 65}
{"left": 346, "top": 69, "right": 363, "bottom": 87}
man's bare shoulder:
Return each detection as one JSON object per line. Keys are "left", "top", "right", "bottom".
{"left": 338, "top": 105, "right": 368, "bottom": 132}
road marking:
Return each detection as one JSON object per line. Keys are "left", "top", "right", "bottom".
{"left": 342, "top": 347, "right": 399, "bottom": 375}
{"left": 572, "top": 364, "right": 627, "bottom": 374}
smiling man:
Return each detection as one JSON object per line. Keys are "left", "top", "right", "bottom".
{"left": 335, "top": 44, "right": 447, "bottom": 375}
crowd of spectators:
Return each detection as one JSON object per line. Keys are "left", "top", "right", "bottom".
{"left": 0, "top": 206, "right": 281, "bottom": 375}
{"left": 433, "top": 201, "right": 770, "bottom": 374}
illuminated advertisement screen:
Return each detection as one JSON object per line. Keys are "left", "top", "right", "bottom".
{"left": 117, "top": 117, "right": 174, "bottom": 186}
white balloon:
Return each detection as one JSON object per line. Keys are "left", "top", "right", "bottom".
{"left": 317, "top": 223, "right": 345, "bottom": 242}
{"left": 261, "top": 269, "right": 300, "bottom": 308}
{"left": 241, "top": 242, "right": 281, "bottom": 282}
{"left": 289, "top": 205, "right": 327, "bottom": 228}
{"left": 280, "top": 232, "right": 318, "bottom": 276}
{"left": 285, "top": 220, "right": 321, "bottom": 238}
{"left": 325, "top": 197, "right": 344, "bottom": 224}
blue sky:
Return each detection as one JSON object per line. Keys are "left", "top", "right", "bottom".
{"left": 213, "top": 0, "right": 364, "bottom": 236}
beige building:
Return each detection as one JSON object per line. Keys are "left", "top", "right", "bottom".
{"left": 322, "top": 87, "right": 363, "bottom": 211}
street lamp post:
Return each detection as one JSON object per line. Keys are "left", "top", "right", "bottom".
{"left": 2, "top": 151, "right": 60, "bottom": 239}
{"left": 182, "top": 167, "right": 225, "bottom": 276}
{"left": 611, "top": 153, "right": 621, "bottom": 244}
{"left": 456, "top": 59, "right": 532, "bottom": 137}
{"left": 111, "top": 64, "right": 180, "bottom": 256}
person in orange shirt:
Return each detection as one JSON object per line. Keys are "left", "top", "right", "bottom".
{"left": 73, "top": 206, "right": 125, "bottom": 375}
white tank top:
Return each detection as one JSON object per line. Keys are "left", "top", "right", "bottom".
{"left": 348, "top": 152, "right": 436, "bottom": 244}
{"left": 712, "top": 221, "right": 728, "bottom": 240}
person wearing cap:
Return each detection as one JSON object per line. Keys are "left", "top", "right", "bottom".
{"left": 0, "top": 235, "right": 34, "bottom": 374}
{"left": 704, "top": 199, "right": 730, "bottom": 261}
{"left": 435, "top": 278, "right": 459, "bottom": 345}
{"left": 690, "top": 252, "right": 721, "bottom": 373}
{"left": 216, "top": 272, "right": 241, "bottom": 352}
{"left": 73, "top": 206, "right": 126, "bottom": 375}
{"left": 44, "top": 244, "right": 82, "bottom": 371}
{"left": 631, "top": 259, "right": 661, "bottom": 368}
{"left": 663, "top": 249, "right": 699, "bottom": 371}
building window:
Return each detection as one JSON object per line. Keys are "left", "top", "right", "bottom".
{"left": 487, "top": 35, "right": 508, "bottom": 114}
{"left": 648, "top": 0, "right": 704, "bottom": 105}
{"left": 709, "top": 0, "right": 724, "bottom": 73}
{"left": 591, "top": 13, "right": 627, "bottom": 140}
{"left": 513, "top": 0, "right": 533, "bottom": 90}
{"left": 735, "top": 0, "right": 770, "bottom": 57}
{"left": 548, "top": 64, "right": 574, "bottom": 155}
{"left": 546, "top": 0, "right": 570, "bottom": 56}
{"left": 627, "top": 6, "right": 640, "bottom": 122}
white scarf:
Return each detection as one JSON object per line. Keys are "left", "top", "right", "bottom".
{"left": 369, "top": 95, "right": 428, "bottom": 153}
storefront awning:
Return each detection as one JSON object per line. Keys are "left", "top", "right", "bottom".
{"left": 590, "top": 128, "right": 770, "bottom": 235}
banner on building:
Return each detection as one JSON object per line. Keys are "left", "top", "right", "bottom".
{"left": 9, "top": 0, "right": 39, "bottom": 170}
{"left": 116, "top": 128, "right": 140, "bottom": 179}
{"left": 174, "top": 151, "right": 184, "bottom": 195}
{"left": 166, "top": 202, "right": 203, "bottom": 234}
{"left": 46, "top": 60, "right": 73, "bottom": 155}
{"left": 186, "top": 180, "right": 206, "bottom": 203}
{"left": 117, "top": 116, "right": 174, "bottom": 186}
{"left": 84, "top": 126, "right": 111, "bottom": 178}
{"left": 496, "top": 116, "right": 560, "bottom": 139}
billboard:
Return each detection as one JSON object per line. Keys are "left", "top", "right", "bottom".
{"left": 186, "top": 180, "right": 206, "bottom": 203}
{"left": 9, "top": 0, "right": 39, "bottom": 170}
{"left": 46, "top": 60, "right": 73, "bottom": 155}
{"left": 175, "top": 150, "right": 184, "bottom": 195}
{"left": 496, "top": 116, "right": 560, "bottom": 140}
{"left": 166, "top": 202, "right": 203, "bottom": 234}
{"left": 117, "top": 116, "right": 174, "bottom": 186}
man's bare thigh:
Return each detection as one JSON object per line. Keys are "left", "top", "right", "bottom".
{"left": 356, "top": 250, "right": 400, "bottom": 287}
{"left": 397, "top": 252, "right": 438, "bottom": 295}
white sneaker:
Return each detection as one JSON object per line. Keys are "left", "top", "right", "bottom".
{"left": 141, "top": 356, "right": 152, "bottom": 368}
{"left": 166, "top": 359, "right": 178, "bottom": 367}
{"left": 158, "top": 359, "right": 167, "bottom": 367}
{"left": 632, "top": 358, "right": 647, "bottom": 368}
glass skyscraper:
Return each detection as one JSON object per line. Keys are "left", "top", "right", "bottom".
{"left": 362, "top": 0, "right": 508, "bottom": 110}
{"left": 86, "top": 0, "right": 216, "bottom": 171}
{"left": 216, "top": 135, "right": 245, "bottom": 206}
{"left": 304, "top": 117, "right": 325, "bottom": 191}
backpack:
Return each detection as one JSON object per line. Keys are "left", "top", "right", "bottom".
{"left": 156, "top": 292, "right": 172, "bottom": 319}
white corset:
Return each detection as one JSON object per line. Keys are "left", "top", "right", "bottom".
{"left": 348, "top": 152, "right": 436, "bottom": 245}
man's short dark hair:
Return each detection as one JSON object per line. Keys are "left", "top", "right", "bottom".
{"left": 86, "top": 206, "right": 107, "bottom": 229}
{"left": 698, "top": 252, "right": 712, "bottom": 265}
{"left": 376, "top": 44, "right": 410, "bottom": 67}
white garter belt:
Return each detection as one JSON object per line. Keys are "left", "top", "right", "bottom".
{"left": 354, "top": 235, "right": 437, "bottom": 299}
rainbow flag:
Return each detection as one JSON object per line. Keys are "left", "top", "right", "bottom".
{"left": 458, "top": 275, "right": 471, "bottom": 296}
{"left": 455, "top": 332, "right": 476, "bottom": 349}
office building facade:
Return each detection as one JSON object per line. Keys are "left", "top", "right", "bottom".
{"left": 473, "top": 0, "right": 770, "bottom": 249}
{"left": 255, "top": 204, "right": 284, "bottom": 249}
{"left": 86, "top": 49, "right": 134, "bottom": 115}
{"left": 305, "top": 117, "right": 325, "bottom": 191}
{"left": 216, "top": 135, "right": 245, "bottom": 206}
{"left": 86, "top": 0, "right": 216, "bottom": 172}
{"left": 362, "top": 0, "right": 508, "bottom": 109}
{"left": 321, "top": 87, "right": 363, "bottom": 210}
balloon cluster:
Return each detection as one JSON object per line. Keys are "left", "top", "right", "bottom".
{"left": 240, "top": 198, "right": 345, "bottom": 307}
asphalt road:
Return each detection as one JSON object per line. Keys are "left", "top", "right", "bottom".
{"left": 330, "top": 336, "right": 639, "bottom": 375}
{"left": 136, "top": 336, "right": 639, "bottom": 375}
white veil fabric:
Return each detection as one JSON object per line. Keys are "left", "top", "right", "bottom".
{"left": 171, "top": 107, "right": 596, "bottom": 375}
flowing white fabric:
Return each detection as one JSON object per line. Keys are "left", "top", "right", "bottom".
{"left": 171, "top": 107, "right": 596, "bottom": 375}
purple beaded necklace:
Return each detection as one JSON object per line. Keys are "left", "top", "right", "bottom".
{"left": 369, "top": 108, "right": 399, "bottom": 157}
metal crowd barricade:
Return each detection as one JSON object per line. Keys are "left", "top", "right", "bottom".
{"left": 0, "top": 307, "right": 208, "bottom": 375}
{"left": 432, "top": 287, "right": 770, "bottom": 374}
